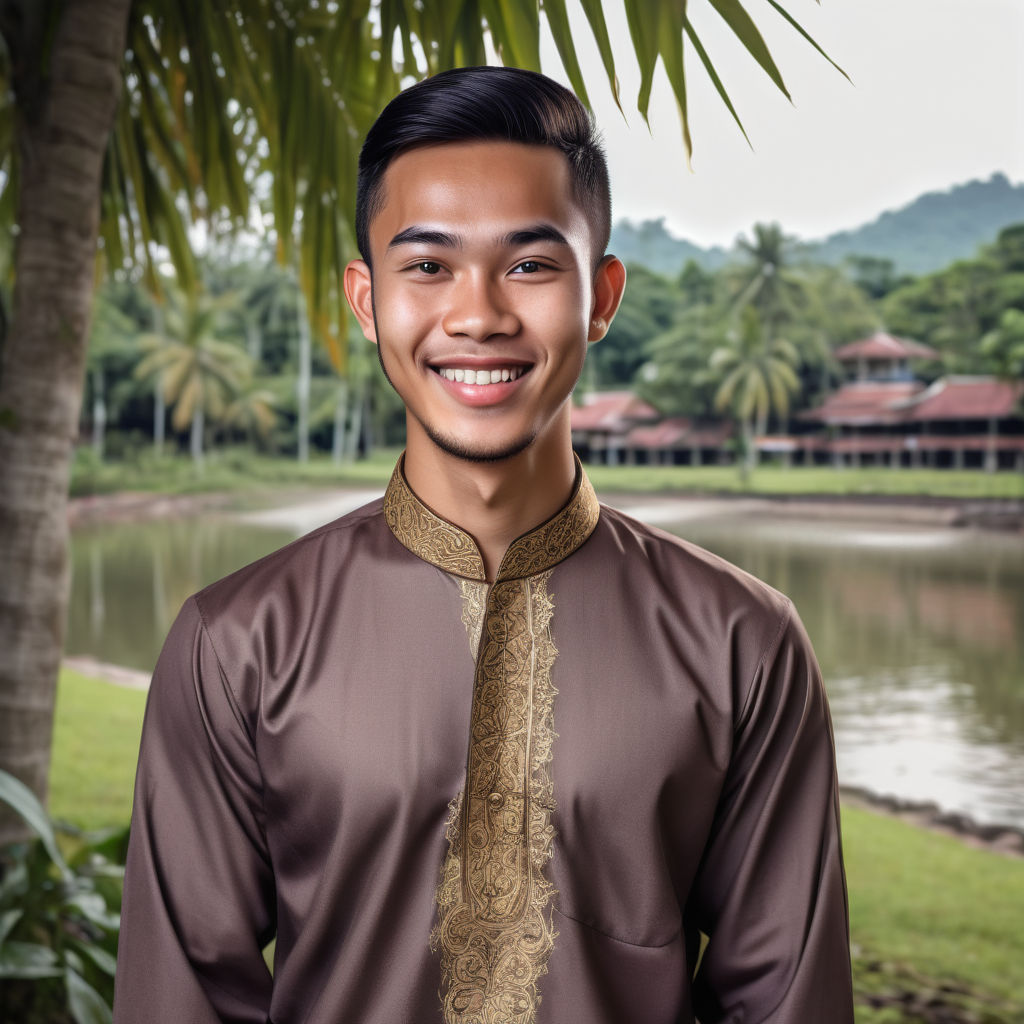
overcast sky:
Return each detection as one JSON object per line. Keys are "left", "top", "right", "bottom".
{"left": 536, "top": 0, "right": 1023, "bottom": 248}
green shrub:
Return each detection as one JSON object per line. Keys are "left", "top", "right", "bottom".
{"left": 0, "top": 770, "right": 126, "bottom": 1024}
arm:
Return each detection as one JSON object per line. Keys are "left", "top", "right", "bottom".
{"left": 690, "top": 602, "right": 853, "bottom": 1023}
{"left": 114, "top": 598, "right": 275, "bottom": 1023}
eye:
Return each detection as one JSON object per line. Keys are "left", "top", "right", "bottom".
{"left": 414, "top": 261, "right": 441, "bottom": 275}
{"left": 513, "top": 260, "right": 544, "bottom": 274}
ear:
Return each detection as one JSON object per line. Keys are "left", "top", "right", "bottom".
{"left": 588, "top": 255, "right": 627, "bottom": 342}
{"left": 344, "top": 259, "right": 377, "bottom": 344}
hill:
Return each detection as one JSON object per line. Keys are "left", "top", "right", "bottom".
{"left": 610, "top": 173, "right": 1024, "bottom": 278}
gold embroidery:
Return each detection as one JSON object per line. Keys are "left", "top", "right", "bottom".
{"left": 382, "top": 454, "right": 600, "bottom": 583}
{"left": 457, "top": 579, "right": 489, "bottom": 661}
{"left": 497, "top": 473, "right": 600, "bottom": 581}
{"left": 432, "top": 572, "right": 559, "bottom": 1024}
{"left": 383, "top": 460, "right": 486, "bottom": 580}
{"left": 381, "top": 453, "right": 600, "bottom": 1021}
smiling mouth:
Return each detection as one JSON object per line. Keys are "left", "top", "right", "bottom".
{"left": 433, "top": 366, "right": 530, "bottom": 385}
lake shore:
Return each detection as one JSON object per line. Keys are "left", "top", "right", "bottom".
{"left": 69, "top": 483, "right": 1024, "bottom": 532}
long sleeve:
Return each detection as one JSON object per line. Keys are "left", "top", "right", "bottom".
{"left": 690, "top": 602, "right": 853, "bottom": 1023}
{"left": 114, "top": 597, "right": 275, "bottom": 1023}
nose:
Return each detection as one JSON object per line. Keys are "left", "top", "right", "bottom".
{"left": 441, "top": 272, "right": 520, "bottom": 341}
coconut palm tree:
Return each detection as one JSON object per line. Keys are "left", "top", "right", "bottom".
{"left": 0, "top": 0, "right": 841, "bottom": 833}
{"left": 134, "top": 288, "right": 251, "bottom": 469}
{"left": 711, "top": 306, "right": 801, "bottom": 479}
{"left": 730, "top": 222, "right": 809, "bottom": 337}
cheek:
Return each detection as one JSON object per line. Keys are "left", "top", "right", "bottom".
{"left": 375, "top": 288, "right": 434, "bottom": 347}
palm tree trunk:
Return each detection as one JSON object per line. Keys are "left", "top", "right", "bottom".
{"left": 190, "top": 405, "right": 205, "bottom": 471}
{"left": 91, "top": 365, "right": 107, "bottom": 461}
{"left": 0, "top": 0, "right": 131, "bottom": 838}
{"left": 740, "top": 417, "right": 754, "bottom": 483}
{"left": 346, "top": 382, "right": 364, "bottom": 461}
{"left": 153, "top": 301, "right": 166, "bottom": 456}
{"left": 296, "top": 277, "right": 311, "bottom": 463}
{"left": 332, "top": 378, "right": 348, "bottom": 464}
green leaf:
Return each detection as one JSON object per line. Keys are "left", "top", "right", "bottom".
{"left": 0, "top": 908, "right": 22, "bottom": 944}
{"left": 0, "top": 769, "right": 70, "bottom": 877}
{"left": 685, "top": 20, "right": 750, "bottom": 147}
{"left": 622, "top": 0, "right": 660, "bottom": 122}
{"left": 764, "top": 0, "right": 850, "bottom": 82}
{"left": 0, "top": 939, "right": 62, "bottom": 979}
{"left": 66, "top": 892, "right": 121, "bottom": 932}
{"left": 69, "top": 939, "right": 119, "bottom": 978}
{"left": 540, "top": 0, "right": 590, "bottom": 109}
{"left": 65, "top": 966, "right": 114, "bottom": 1024}
{"left": 655, "top": 0, "right": 692, "bottom": 166}
{"left": 577, "top": 0, "right": 621, "bottom": 112}
{"left": 708, "top": 0, "right": 791, "bottom": 100}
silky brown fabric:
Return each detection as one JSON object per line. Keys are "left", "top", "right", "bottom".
{"left": 114, "top": 481, "right": 853, "bottom": 1023}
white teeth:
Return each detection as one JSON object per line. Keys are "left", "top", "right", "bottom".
{"left": 439, "top": 366, "right": 525, "bottom": 384}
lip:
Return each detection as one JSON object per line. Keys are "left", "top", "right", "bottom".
{"left": 430, "top": 361, "right": 533, "bottom": 407}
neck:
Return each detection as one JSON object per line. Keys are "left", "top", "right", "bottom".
{"left": 403, "top": 431, "right": 577, "bottom": 582}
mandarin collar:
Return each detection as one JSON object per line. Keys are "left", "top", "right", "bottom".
{"left": 383, "top": 454, "right": 600, "bottom": 582}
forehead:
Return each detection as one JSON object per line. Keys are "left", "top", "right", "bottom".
{"left": 370, "top": 140, "right": 591, "bottom": 256}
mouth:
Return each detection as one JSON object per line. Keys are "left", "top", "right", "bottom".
{"left": 432, "top": 365, "right": 530, "bottom": 385}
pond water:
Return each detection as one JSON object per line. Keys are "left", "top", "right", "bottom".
{"left": 66, "top": 498, "right": 1024, "bottom": 829}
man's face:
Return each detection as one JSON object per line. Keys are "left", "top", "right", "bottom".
{"left": 345, "top": 140, "right": 622, "bottom": 464}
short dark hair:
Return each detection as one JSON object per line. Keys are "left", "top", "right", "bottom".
{"left": 355, "top": 65, "right": 611, "bottom": 267}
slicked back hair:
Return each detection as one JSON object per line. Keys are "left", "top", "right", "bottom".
{"left": 355, "top": 65, "right": 611, "bottom": 268}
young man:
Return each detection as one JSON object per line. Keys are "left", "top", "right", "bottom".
{"left": 114, "top": 67, "right": 853, "bottom": 1023}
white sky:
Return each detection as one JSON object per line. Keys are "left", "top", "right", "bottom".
{"left": 536, "top": 0, "right": 1024, "bottom": 248}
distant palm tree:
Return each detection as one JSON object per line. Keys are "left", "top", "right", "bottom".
{"left": 223, "top": 383, "right": 279, "bottom": 449}
{"left": 711, "top": 307, "right": 800, "bottom": 478}
{"left": 731, "top": 222, "right": 807, "bottom": 338}
{"left": 134, "top": 289, "right": 250, "bottom": 469}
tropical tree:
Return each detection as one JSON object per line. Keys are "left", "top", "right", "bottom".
{"left": 134, "top": 288, "right": 251, "bottom": 468}
{"left": 981, "top": 309, "right": 1024, "bottom": 387}
{"left": 0, "top": 0, "right": 842, "bottom": 836}
{"left": 729, "top": 222, "right": 808, "bottom": 337}
{"left": 223, "top": 382, "right": 280, "bottom": 449}
{"left": 711, "top": 306, "right": 800, "bottom": 478}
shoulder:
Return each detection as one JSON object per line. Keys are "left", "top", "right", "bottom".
{"left": 593, "top": 503, "right": 792, "bottom": 624}
{"left": 192, "top": 496, "right": 386, "bottom": 627}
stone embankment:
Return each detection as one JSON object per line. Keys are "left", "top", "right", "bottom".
{"left": 842, "top": 785, "right": 1024, "bottom": 858}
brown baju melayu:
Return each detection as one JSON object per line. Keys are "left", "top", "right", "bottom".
{"left": 114, "top": 458, "right": 853, "bottom": 1024}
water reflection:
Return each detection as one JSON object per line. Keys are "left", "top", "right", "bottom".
{"left": 673, "top": 515, "right": 1024, "bottom": 827}
{"left": 67, "top": 518, "right": 295, "bottom": 672}
{"left": 66, "top": 507, "right": 1024, "bottom": 827}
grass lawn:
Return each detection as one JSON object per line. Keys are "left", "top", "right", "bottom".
{"left": 50, "top": 668, "right": 147, "bottom": 828}
{"left": 586, "top": 462, "right": 1024, "bottom": 499}
{"left": 50, "top": 668, "right": 1024, "bottom": 1021}
{"left": 71, "top": 448, "right": 1024, "bottom": 501}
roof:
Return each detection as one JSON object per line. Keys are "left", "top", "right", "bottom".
{"left": 833, "top": 332, "right": 939, "bottom": 363}
{"left": 623, "top": 417, "right": 691, "bottom": 448}
{"left": 623, "top": 419, "right": 732, "bottom": 449}
{"left": 896, "top": 376, "right": 1024, "bottom": 421}
{"left": 570, "top": 391, "right": 658, "bottom": 432}
{"left": 800, "top": 381, "right": 924, "bottom": 426}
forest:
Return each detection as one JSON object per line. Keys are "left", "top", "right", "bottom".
{"left": 77, "top": 220, "right": 1024, "bottom": 473}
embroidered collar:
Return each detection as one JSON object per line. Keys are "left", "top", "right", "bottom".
{"left": 383, "top": 454, "right": 600, "bottom": 582}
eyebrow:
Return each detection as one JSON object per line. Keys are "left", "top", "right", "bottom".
{"left": 499, "top": 224, "right": 570, "bottom": 249}
{"left": 386, "top": 223, "right": 571, "bottom": 252}
{"left": 387, "top": 227, "right": 462, "bottom": 251}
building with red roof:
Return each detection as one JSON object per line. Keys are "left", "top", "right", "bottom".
{"left": 570, "top": 391, "right": 658, "bottom": 463}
